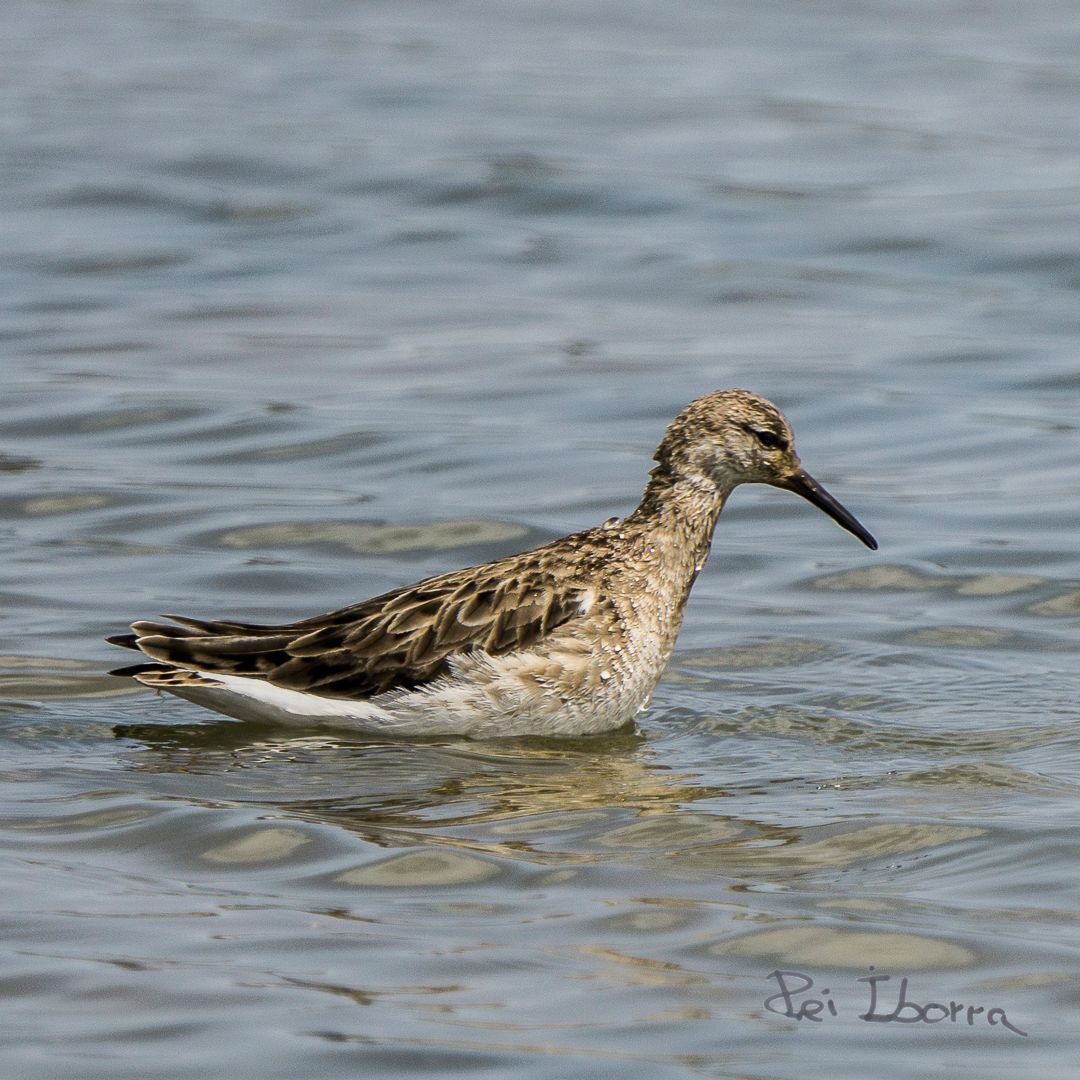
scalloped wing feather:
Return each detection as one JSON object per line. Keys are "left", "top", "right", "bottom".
{"left": 121, "top": 554, "right": 591, "bottom": 700}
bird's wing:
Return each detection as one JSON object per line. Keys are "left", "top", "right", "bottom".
{"left": 111, "top": 553, "right": 593, "bottom": 699}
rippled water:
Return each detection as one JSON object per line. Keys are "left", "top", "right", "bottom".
{"left": 3, "top": 1, "right": 1080, "bottom": 1077}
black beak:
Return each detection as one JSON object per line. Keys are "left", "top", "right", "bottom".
{"left": 781, "top": 470, "right": 877, "bottom": 550}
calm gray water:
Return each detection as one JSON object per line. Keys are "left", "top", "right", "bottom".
{"left": 2, "top": 1, "right": 1079, "bottom": 1076}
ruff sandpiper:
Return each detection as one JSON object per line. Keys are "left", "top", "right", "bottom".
{"left": 108, "top": 389, "right": 876, "bottom": 737}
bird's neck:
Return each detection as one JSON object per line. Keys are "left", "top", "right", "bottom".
{"left": 630, "top": 463, "right": 729, "bottom": 568}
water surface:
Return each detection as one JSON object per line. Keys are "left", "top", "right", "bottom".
{"left": 2, "top": 2, "right": 1080, "bottom": 1077}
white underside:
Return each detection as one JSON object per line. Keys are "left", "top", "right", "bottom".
{"left": 157, "top": 671, "right": 412, "bottom": 729}
{"left": 142, "top": 654, "right": 651, "bottom": 738}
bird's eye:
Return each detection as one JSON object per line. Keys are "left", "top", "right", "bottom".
{"left": 747, "top": 426, "right": 788, "bottom": 451}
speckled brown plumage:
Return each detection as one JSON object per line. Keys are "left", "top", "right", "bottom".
{"left": 108, "top": 390, "right": 876, "bottom": 736}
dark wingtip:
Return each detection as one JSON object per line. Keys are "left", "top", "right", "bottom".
{"left": 106, "top": 633, "right": 139, "bottom": 650}
{"left": 108, "top": 662, "right": 163, "bottom": 677}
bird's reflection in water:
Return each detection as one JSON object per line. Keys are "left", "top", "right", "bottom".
{"left": 112, "top": 716, "right": 976, "bottom": 881}
{"left": 113, "top": 715, "right": 727, "bottom": 852}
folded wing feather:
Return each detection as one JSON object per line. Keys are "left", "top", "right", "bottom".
{"left": 112, "top": 555, "right": 590, "bottom": 699}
